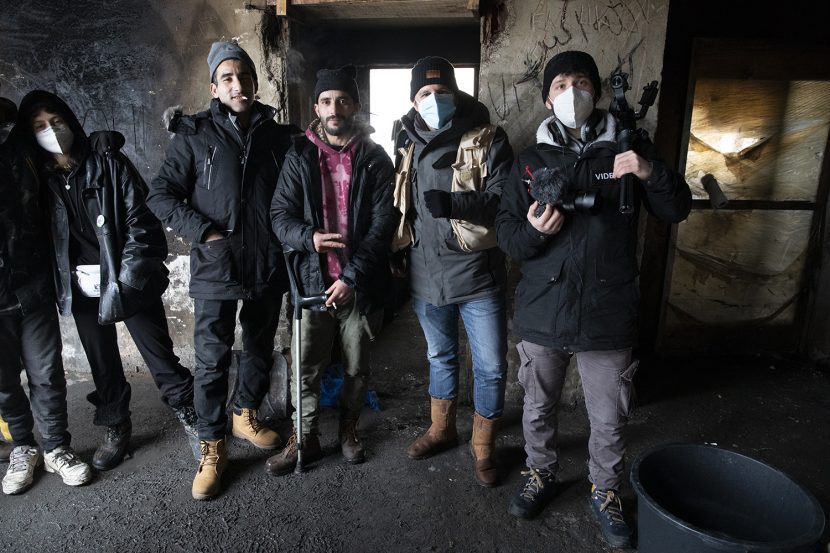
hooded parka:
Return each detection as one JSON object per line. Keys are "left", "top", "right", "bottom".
{"left": 399, "top": 91, "right": 513, "bottom": 307}
{"left": 496, "top": 112, "right": 692, "bottom": 351}
{"left": 16, "top": 90, "right": 169, "bottom": 325}
{"left": 148, "top": 99, "right": 299, "bottom": 300}
{"left": 270, "top": 125, "right": 398, "bottom": 314}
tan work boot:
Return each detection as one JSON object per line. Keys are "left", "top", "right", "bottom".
{"left": 406, "top": 398, "right": 458, "bottom": 460}
{"left": 470, "top": 413, "right": 499, "bottom": 487}
{"left": 264, "top": 431, "right": 323, "bottom": 476}
{"left": 232, "top": 408, "right": 281, "bottom": 449}
{"left": 191, "top": 439, "right": 227, "bottom": 500}
{"left": 339, "top": 419, "right": 365, "bottom": 464}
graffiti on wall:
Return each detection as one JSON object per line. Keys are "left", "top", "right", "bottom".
{"left": 482, "top": 0, "right": 668, "bottom": 131}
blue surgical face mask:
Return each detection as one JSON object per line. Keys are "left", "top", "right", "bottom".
{"left": 418, "top": 92, "right": 456, "bottom": 129}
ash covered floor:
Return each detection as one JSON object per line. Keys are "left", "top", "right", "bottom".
{"left": 1, "top": 305, "right": 828, "bottom": 553}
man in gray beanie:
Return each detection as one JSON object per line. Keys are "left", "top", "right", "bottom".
{"left": 496, "top": 50, "right": 691, "bottom": 547}
{"left": 148, "top": 41, "right": 300, "bottom": 500}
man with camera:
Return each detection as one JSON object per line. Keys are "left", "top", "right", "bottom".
{"left": 495, "top": 51, "right": 691, "bottom": 547}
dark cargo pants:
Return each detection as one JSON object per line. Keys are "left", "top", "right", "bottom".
{"left": 517, "top": 341, "right": 638, "bottom": 491}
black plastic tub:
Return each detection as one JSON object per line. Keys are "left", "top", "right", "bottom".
{"left": 631, "top": 444, "right": 825, "bottom": 553}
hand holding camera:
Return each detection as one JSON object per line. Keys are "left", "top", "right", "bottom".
{"left": 529, "top": 166, "right": 601, "bottom": 218}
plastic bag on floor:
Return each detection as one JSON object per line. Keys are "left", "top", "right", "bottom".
{"left": 319, "top": 364, "right": 382, "bottom": 411}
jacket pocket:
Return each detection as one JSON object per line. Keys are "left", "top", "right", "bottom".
{"left": 616, "top": 358, "right": 640, "bottom": 421}
{"left": 190, "top": 237, "right": 236, "bottom": 284}
{"left": 515, "top": 259, "right": 565, "bottom": 336}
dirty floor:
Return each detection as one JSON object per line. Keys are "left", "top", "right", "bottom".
{"left": 1, "top": 305, "right": 828, "bottom": 552}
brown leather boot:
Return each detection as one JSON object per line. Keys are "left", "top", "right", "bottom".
{"left": 191, "top": 439, "right": 228, "bottom": 500}
{"left": 470, "top": 413, "right": 499, "bottom": 487}
{"left": 406, "top": 398, "right": 458, "bottom": 460}
{"left": 339, "top": 419, "right": 365, "bottom": 464}
{"left": 264, "top": 431, "right": 323, "bottom": 476}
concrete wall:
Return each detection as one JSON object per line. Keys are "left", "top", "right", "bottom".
{"left": 2, "top": 0, "right": 674, "bottom": 381}
{"left": 479, "top": 0, "right": 670, "bottom": 153}
{"left": 1, "top": 0, "right": 290, "bottom": 373}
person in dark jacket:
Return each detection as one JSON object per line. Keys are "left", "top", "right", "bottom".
{"left": 496, "top": 51, "right": 691, "bottom": 547}
{"left": 0, "top": 96, "right": 16, "bottom": 465}
{"left": 398, "top": 57, "right": 514, "bottom": 487}
{"left": 0, "top": 103, "right": 93, "bottom": 494}
{"left": 14, "top": 90, "right": 198, "bottom": 474}
{"left": 268, "top": 66, "right": 397, "bottom": 475}
{"left": 147, "top": 41, "right": 300, "bottom": 500}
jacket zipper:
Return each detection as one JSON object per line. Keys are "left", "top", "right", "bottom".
{"left": 236, "top": 116, "right": 269, "bottom": 295}
{"left": 204, "top": 146, "right": 215, "bottom": 190}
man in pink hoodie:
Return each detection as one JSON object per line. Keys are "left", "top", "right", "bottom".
{"left": 269, "top": 66, "right": 398, "bottom": 474}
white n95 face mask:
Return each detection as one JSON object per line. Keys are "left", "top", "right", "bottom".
{"left": 552, "top": 87, "right": 595, "bottom": 129}
{"left": 36, "top": 125, "right": 74, "bottom": 154}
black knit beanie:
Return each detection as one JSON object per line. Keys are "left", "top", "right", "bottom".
{"left": 314, "top": 65, "right": 360, "bottom": 104}
{"left": 410, "top": 57, "right": 458, "bottom": 101}
{"left": 541, "top": 51, "right": 602, "bottom": 102}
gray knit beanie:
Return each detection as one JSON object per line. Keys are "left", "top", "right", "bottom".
{"left": 207, "top": 41, "right": 257, "bottom": 83}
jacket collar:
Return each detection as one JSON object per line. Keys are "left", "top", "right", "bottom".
{"left": 208, "top": 99, "right": 276, "bottom": 134}
{"left": 536, "top": 110, "right": 617, "bottom": 150}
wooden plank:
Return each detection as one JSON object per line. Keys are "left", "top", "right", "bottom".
{"left": 690, "top": 200, "right": 817, "bottom": 211}
{"left": 467, "top": 0, "right": 479, "bottom": 15}
{"left": 276, "top": 0, "right": 288, "bottom": 16}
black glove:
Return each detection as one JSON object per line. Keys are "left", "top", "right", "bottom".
{"left": 423, "top": 190, "right": 452, "bottom": 219}
{"left": 89, "top": 130, "right": 125, "bottom": 156}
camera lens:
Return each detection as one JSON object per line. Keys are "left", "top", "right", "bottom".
{"left": 573, "top": 191, "right": 601, "bottom": 215}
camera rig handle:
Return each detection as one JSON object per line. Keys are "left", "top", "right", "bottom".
{"left": 609, "top": 70, "right": 659, "bottom": 214}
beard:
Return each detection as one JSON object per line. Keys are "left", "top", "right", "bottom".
{"left": 323, "top": 115, "right": 354, "bottom": 137}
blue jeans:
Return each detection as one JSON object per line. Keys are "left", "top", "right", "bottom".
{"left": 412, "top": 295, "right": 508, "bottom": 418}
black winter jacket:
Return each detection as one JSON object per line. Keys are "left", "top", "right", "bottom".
{"left": 0, "top": 144, "right": 55, "bottom": 315}
{"left": 16, "top": 90, "right": 167, "bottom": 325}
{"left": 148, "top": 99, "right": 299, "bottom": 300}
{"left": 270, "top": 130, "right": 398, "bottom": 314}
{"left": 496, "top": 112, "right": 691, "bottom": 351}
{"left": 399, "top": 91, "right": 513, "bottom": 307}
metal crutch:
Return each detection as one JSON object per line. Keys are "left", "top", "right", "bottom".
{"left": 283, "top": 249, "right": 327, "bottom": 473}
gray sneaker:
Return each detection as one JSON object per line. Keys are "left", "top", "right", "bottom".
{"left": 44, "top": 446, "right": 93, "bottom": 486}
{"left": 2, "top": 445, "right": 42, "bottom": 495}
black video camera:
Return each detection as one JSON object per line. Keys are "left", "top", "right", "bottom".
{"left": 529, "top": 166, "right": 601, "bottom": 217}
